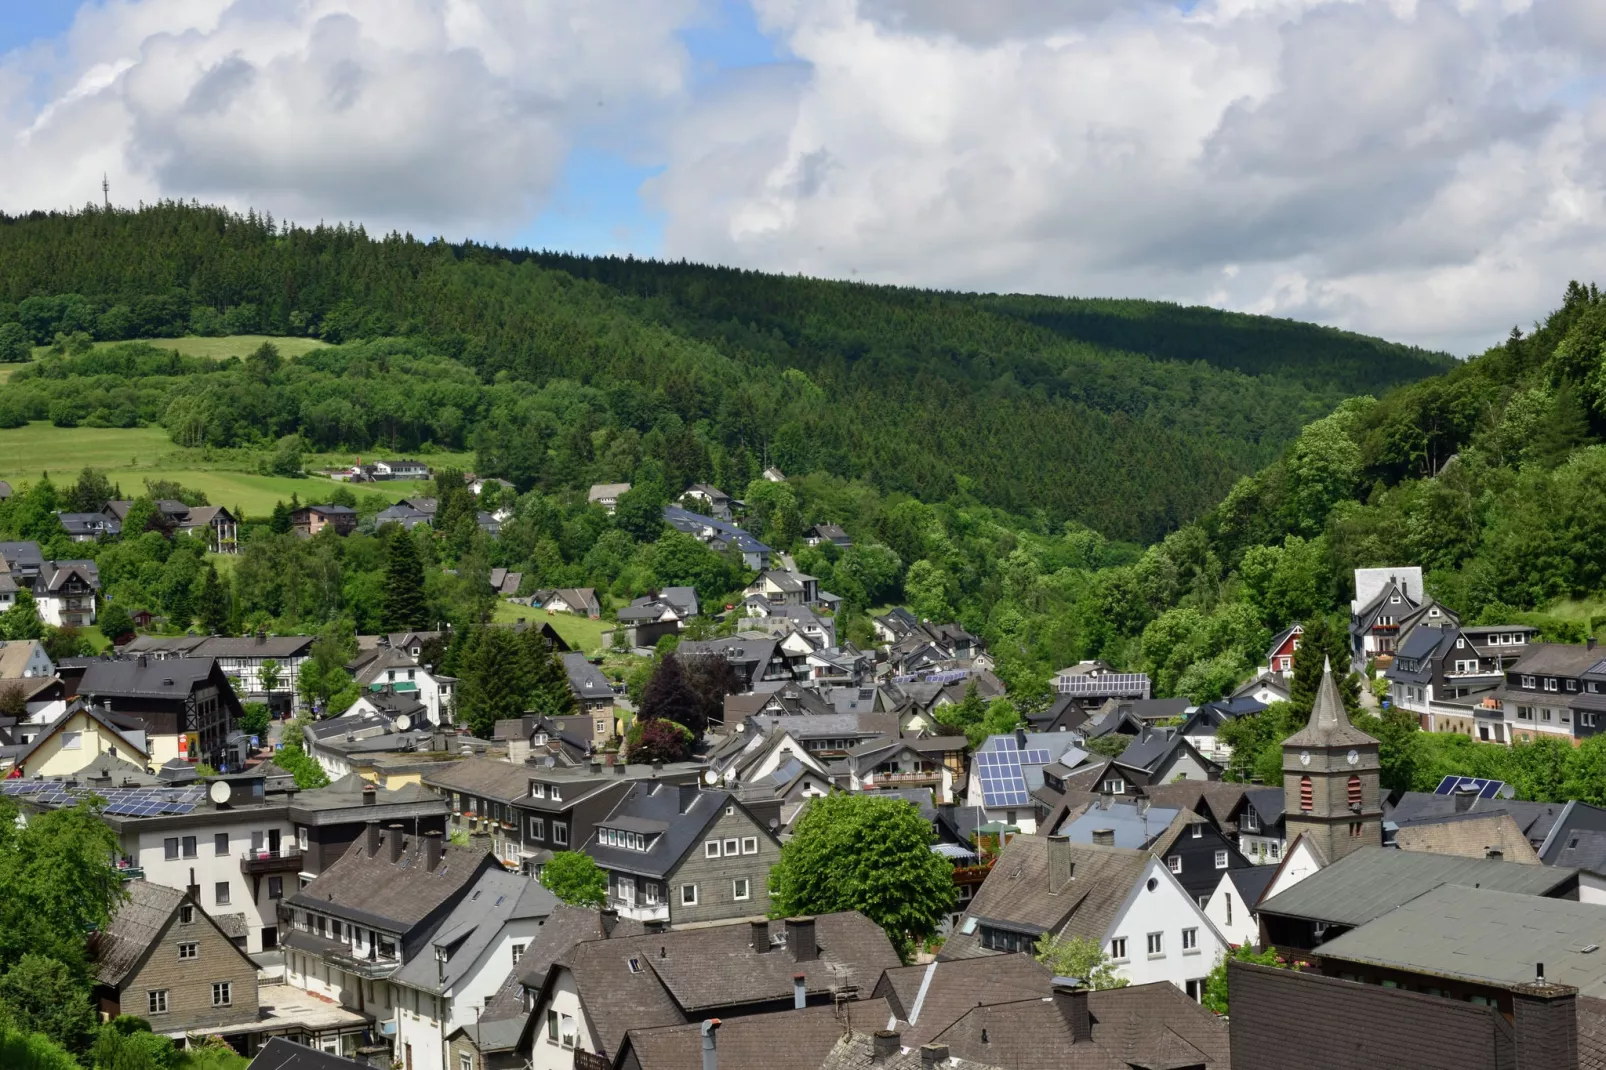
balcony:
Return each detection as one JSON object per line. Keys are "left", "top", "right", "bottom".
{"left": 327, "top": 949, "right": 402, "bottom": 979}
{"left": 608, "top": 897, "right": 669, "bottom": 923}
{"left": 869, "top": 770, "right": 943, "bottom": 788}
{"left": 240, "top": 848, "right": 303, "bottom": 875}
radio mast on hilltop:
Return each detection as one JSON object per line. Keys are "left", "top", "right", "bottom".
{"left": 102, "top": 174, "right": 110, "bottom": 209}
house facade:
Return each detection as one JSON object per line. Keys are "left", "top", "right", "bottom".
{"left": 1496, "top": 641, "right": 1606, "bottom": 744}
{"left": 291, "top": 505, "right": 358, "bottom": 537}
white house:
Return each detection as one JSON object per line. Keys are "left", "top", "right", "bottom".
{"left": 1256, "top": 833, "right": 1327, "bottom": 904}
{"left": 945, "top": 835, "right": 1229, "bottom": 1002}
{"left": 1202, "top": 867, "right": 1276, "bottom": 948}
{"left": 390, "top": 869, "right": 556, "bottom": 1070}
{"left": 0, "top": 638, "right": 55, "bottom": 681}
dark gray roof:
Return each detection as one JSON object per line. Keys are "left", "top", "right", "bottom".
{"left": 421, "top": 757, "right": 535, "bottom": 802}
{"left": 1115, "top": 726, "right": 1187, "bottom": 772}
{"left": 1388, "top": 791, "right": 1567, "bottom": 844}
{"left": 248, "top": 1037, "right": 370, "bottom": 1070}
{"left": 875, "top": 954, "right": 1053, "bottom": 1047}
{"left": 1537, "top": 800, "right": 1606, "bottom": 870}
{"left": 80, "top": 656, "right": 221, "bottom": 698}
{"left": 560, "top": 652, "right": 612, "bottom": 698}
{"left": 92, "top": 880, "right": 186, "bottom": 986}
{"left": 1226, "top": 864, "right": 1277, "bottom": 908}
{"left": 447, "top": 1016, "right": 526, "bottom": 1054}
{"left": 287, "top": 829, "right": 496, "bottom": 932}
{"left": 514, "top": 903, "right": 648, "bottom": 990}
{"left": 584, "top": 783, "right": 766, "bottom": 879}
{"left": 1244, "top": 786, "right": 1285, "bottom": 826}
{"left": 621, "top": 1000, "right": 893, "bottom": 1070}
{"left": 818, "top": 1030, "right": 1001, "bottom": 1070}
{"left": 1256, "top": 845, "right": 1576, "bottom": 926}
{"left": 391, "top": 869, "right": 557, "bottom": 993}
{"left": 192, "top": 635, "right": 316, "bottom": 659}
{"left": 1282, "top": 660, "right": 1377, "bottom": 749}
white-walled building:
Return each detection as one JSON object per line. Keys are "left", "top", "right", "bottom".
{"left": 390, "top": 869, "right": 556, "bottom": 1070}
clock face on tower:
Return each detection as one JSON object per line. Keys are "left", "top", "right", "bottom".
{"left": 1347, "top": 749, "right": 1359, "bottom": 765}
{"left": 1299, "top": 750, "right": 1311, "bottom": 766}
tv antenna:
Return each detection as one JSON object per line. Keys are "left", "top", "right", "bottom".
{"left": 102, "top": 174, "right": 110, "bottom": 209}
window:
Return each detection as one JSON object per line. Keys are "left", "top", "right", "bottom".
{"left": 1110, "top": 937, "right": 1128, "bottom": 961}
{"left": 530, "top": 783, "right": 544, "bottom": 798}
{"left": 1348, "top": 776, "right": 1362, "bottom": 808}
{"left": 1349, "top": 821, "right": 1364, "bottom": 837}
{"left": 1190, "top": 825, "right": 1202, "bottom": 839}
{"left": 732, "top": 877, "right": 752, "bottom": 901}
{"left": 1542, "top": 708, "right": 1553, "bottom": 722}
{"left": 215, "top": 882, "right": 231, "bottom": 906}
{"left": 552, "top": 823, "right": 568, "bottom": 846}
{"left": 61, "top": 731, "right": 81, "bottom": 750}
{"left": 529, "top": 818, "right": 545, "bottom": 840}
{"left": 549, "top": 786, "right": 562, "bottom": 802}
{"left": 741, "top": 837, "right": 759, "bottom": 855}
{"left": 1214, "top": 850, "right": 1229, "bottom": 869}
{"left": 1269, "top": 842, "right": 1281, "bottom": 860}
{"left": 165, "top": 837, "right": 180, "bottom": 861}
{"left": 723, "top": 838, "right": 740, "bottom": 856}
{"left": 268, "top": 876, "right": 283, "bottom": 900}
{"left": 559, "top": 1014, "right": 576, "bottom": 1049}
{"left": 147, "top": 990, "right": 168, "bottom": 1015}
{"left": 214, "top": 833, "right": 230, "bottom": 856}
{"left": 460, "top": 1054, "right": 473, "bottom": 1070}
{"left": 1186, "top": 979, "right": 1204, "bottom": 1002}
{"left": 1182, "top": 927, "right": 1198, "bottom": 951}
{"left": 179, "top": 905, "right": 194, "bottom": 924}
{"left": 512, "top": 943, "right": 526, "bottom": 965}
{"left": 1102, "top": 778, "right": 1125, "bottom": 795}
{"left": 1146, "top": 932, "right": 1164, "bottom": 956}
{"left": 182, "top": 836, "right": 197, "bottom": 859}
{"left": 1567, "top": 680, "right": 1579, "bottom": 692}
{"left": 681, "top": 884, "right": 698, "bottom": 906}
{"left": 1518, "top": 706, "right": 1534, "bottom": 721}
{"left": 1585, "top": 713, "right": 1599, "bottom": 728}
{"left": 1299, "top": 776, "right": 1313, "bottom": 811}
{"left": 212, "top": 982, "right": 232, "bottom": 1007}
{"left": 546, "top": 1010, "right": 559, "bottom": 1043}
{"left": 1167, "top": 855, "right": 1182, "bottom": 874}
{"left": 297, "top": 827, "right": 308, "bottom": 851}
{"left": 1242, "top": 812, "right": 1258, "bottom": 832}
{"left": 1545, "top": 678, "right": 1559, "bottom": 692}
{"left": 705, "top": 840, "right": 721, "bottom": 859}
{"left": 1225, "top": 893, "right": 1234, "bottom": 926}
{"left": 178, "top": 942, "right": 198, "bottom": 960}
{"left": 595, "top": 718, "right": 607, "bottom": 735}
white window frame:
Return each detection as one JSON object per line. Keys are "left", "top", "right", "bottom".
{"left": 1182, "top": 927, "right": 1198, "bottom": 951}
{"left": 529, "top": 817, "right": 544, "bottom": 839}
{"left": 723, "top": 837, "right": 740, "bottom": 856}
{"left": 1214, "top": 850, "right": 1229, "bottom": 869}
{"left": 741, "top": 837, "right": 759, "bottom": 855}
{"left": 1146, "top": 932, "right": 1164, "bottom": 957}
{"left": 148, "top": 990, "right": 169, "bottom": 1015}
{"left": 1167, "top": 855, "right": 1182, "bottom": 874}
{"left": 681, "top": 884, "right": 698, "bottom": 906}
{"left": 178, "top": 942, "right": 198, "bottom": 960}
{"left": 704, "top": 840, "right": 721, "bottom": 859}
{"left": 733, "top": 878, "right": 751, "bottom": 901}
{"left": 212, "top": 981, "right": 232, "bottom": 1007}
{"left": 552, "top": 823, "right": 568, "bottom": 846}
{"left": 1109, "top": 937, "right": 1128, "bottom": 961}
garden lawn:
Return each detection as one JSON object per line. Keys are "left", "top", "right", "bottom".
{"left": 493, "top": 600, "right": 610, "bottom": 654}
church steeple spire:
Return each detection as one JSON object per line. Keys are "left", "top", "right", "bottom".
{"left": 1285, "top": 657, "right": 1377, "bottom": 749}
{"left": 1282, "top": 657, "right": 1381, "bottom": 862}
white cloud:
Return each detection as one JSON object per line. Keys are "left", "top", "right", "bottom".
{"left": 650, "top": 0, "right": 1606, "bottom": 353}
{"left": 0, "top": 0, "right": 705, "bottom": 236}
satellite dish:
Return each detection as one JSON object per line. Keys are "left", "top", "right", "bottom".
{"left": 207, "top": 780, "right": 231, "bottom": 806}
{"left": 396, "top": 714, "right": 413, "bottom": 732}
{"left": 703, "top": 770, "right": 717, "bottom": 785}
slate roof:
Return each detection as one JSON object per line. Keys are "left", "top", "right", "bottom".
{"left": 1281, "top": 660, "right": 1377, "bottom": 749}
{"left": 1537, "top": 801, "right": 1606, "bottom": 870}
{"left": 818, "top": 1031, "right": 1002, "bottom": 1070}
{"left": 583, "top": 782, "right": 764, "bottom": 880}
{"left": 93, "top": 880, "right": 187, "bottom": 986}
{"left": 1256, "top": 845, "right": 1576, "bottom": 927}
{"left": 514, "top": 903, "right": 647, "bottom": 990}
{"left": 80, "top": 656, "right": 221, "bottom": 698}
{"left": 548, "top": 913, "right": 900, "bottom": 1056}
{"left": 1242, "top": 786, "right": 1285, "bottom": 828}
{"left": 447, "top": 1017, "right": 526, "bottom": 1055}
{"left": 391, "top": 868, "right": 557, "bottom": 993}
{"left": 620, "top": 1000, "right": 892, "bottom": 1070}
{"left": 193, "top": 635, "right": 316, "bottom": 659}
{"left": 1114, "top": 727, "right": 1193, "bottom": 773}
{"left": 940, "top": 835, "right": 1151, "bottom": 960}
{"left": 1393, "top": 811, "right": 1541, "bottom": 863}
{"left": 561, "top": 652, "right": 613, "bottom": 700}
{"left": 1058, "top": 801, "right": 1190, "bottom": 850}
{"left": 1224, "top": 864, "right": 1277, "bottom": 908}
{"left": 875, "top": 953, "right": 1054, "bottom": 1047}
{"left": 287, "top": 829, "right": 495, "bottom": 932}
{"left": 1315, "top": 884, "right": 1606, "bottom": 996}
{"left": 1140, "top": 780, "right": 1250, "bottom": 830}
{"left": 932, "top": 982, "right": 1230, "bottom": 1070}
{"left": 1387, "top": 791, "right": 1567, "bottom": 845}
{"left": 249, "top": 1036, "right": 371, "bottom": 1070}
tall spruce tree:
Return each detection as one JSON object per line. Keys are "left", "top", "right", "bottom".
{"left": 522, "top": 627, "right": 577, "bottom": 718}
{"left": 456, "top": 626, "right": 527, "bottom": 738}
{"left": 1288, "top": 615, "right": 1361, "bottom": 722}
{"left": 197, "top": 564, "right": 230, "bottom": 636}
{"left": 381, "top": 530, "right": 427, "bottom": 632}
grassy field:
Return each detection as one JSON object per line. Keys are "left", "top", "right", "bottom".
{"left": 494, "top": 600, "right": 611, "bottom": 654}
{"left": 30, "top": 334, "right": 331, "bottom": 361}
{"left": 0, "top": 424, "right": 437, "bottom": 517}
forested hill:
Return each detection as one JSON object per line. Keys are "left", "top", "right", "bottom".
{"left": 0, "top": 203, "right": 1451, "bottom": 542}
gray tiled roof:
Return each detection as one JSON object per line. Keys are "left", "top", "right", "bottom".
{"left": 1256, "top": 845, "right": 1575, "bottom": 926}
{"left": 875, "top": 953, "right": 1053, "bottom": 1047}
{"left": 421, "top": 757, "right": 534, "bottom": 802}
{"left": 287, "top": 829, "right": 495, "bottom": 932}
{"left": 193, "top": 635, "right": 316, "bottom": 659}
{"left": 514, "top": 903, "right": 647, "bottom": 990}
{"left": 583, "top": 783, "right": 763, "bottom": 880}
{"left": 561, "top": 652, "right": 613, "bottom": 699}
{"left": 80, "top": 656, "right": 220, "bottom": 697}
{"left": 621, "top": 1000, "right": 893, "bottom": 1070}
{"left": 391, "top": 868, "right": 557, "bottom": 993}
{"left": 92, "top": 880, "right": 186, "bottom": 986}
{"left": 250, "top": 1037, "right": 371, "bottom": 1070}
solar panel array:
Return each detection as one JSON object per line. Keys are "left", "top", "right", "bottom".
{"left": 1, "top": 779, "right": 201, "bottom": 816}
{"left": 1432, "top": 775, "right": 1507, "bottom": 799}
{"left": 975, "top": 749, "right": 1031, "bottom": 808}
{"left": 1055, "top": 672, "right": 1151, "bottom": 698}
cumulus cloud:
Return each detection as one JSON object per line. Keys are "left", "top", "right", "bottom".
{"left": 0, "top": 0, "right": 704, "bottom": 236}
{"left": 649, "top": 0, "right": 1606, "bottom": 353}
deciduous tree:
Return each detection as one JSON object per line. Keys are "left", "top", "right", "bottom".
{"left": 539, "top": 852, "right": 608, "bottom": 908}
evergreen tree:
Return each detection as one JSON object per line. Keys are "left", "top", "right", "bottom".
{"left": 269, "top": 500, "right": 291, "bottom": 535}
{"left": 380, "top": 530, "right": 427, "bottom": 632}
{"left": 1288, "top": 616, "right": 1362, "bottom": 723}
{"left": 197, "top": 563, "right": 230, "bottom": 636}
{"left": 456, "top": 626, "right": 528, "bottom": 738}
{"left": 521, "top": 627, "right": 577, "bottom": 717}
{"left": 640, "top": 654, "right": 702, "bottom": 735}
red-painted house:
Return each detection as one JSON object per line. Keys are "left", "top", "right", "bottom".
{"left": 1265, "top": 624, "right": 1303, "bottom": 677}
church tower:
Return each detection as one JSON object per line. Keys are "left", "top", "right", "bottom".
{"left": 1282, "top": 658, "right": 1381, "bottom": 862}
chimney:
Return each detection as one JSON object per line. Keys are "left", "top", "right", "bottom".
{"left": 1590, "top": 637, "right": 1599, "bottom": 652}
{"left": 1135, "top": 797, "right": 1150, "bottom": 816}
{"left": 793, "top": 973, "right": 806, "bottom": 1009}
{"left": 701, "top": 1019, "right": 721, "bottom": 1070}
{"left": 388, "top": 823, "right": 405, "bottom": 864}
{"left": 424, "top": 830, "right": 443, "bottom": 872}
{"left": 1512, "top": 966, "right": 1580, "bottom": 1070}
{"left": 873, "top": 1031, "right": 901, "bottom": 1059}
{"left": 1455, "top": 789, "right": 1477, "bottom": 813}
{"left": 786, "top": 917, "right": 818, "bottom": 962}
{"left": 679, "top": 783, "right": 700, "bottom": 814}
{"left": 652, "top": 761, "right": 664, "bottom": 772}
{"left": 751, "top": 920, "right": 770, "bottom": 952}
{"left": 920, "top": 1045, "right": 950, "bottom": 1067}
{"left": 1092, "top": 828, "right": 1115, "bottom": 848}
{"left": 1052, "top": 977, "right": 1093, "bottom": 1043}
{"left": 362, "top": 783, "right": 376, "bottom": 806}
{"left": 615, "top": 762, "right": 628, "bottom": 776}
{"left": 1047, "top": 835, "right": 1074, "bottom": 894}
{"left": 365, "top": 820, "right": 380, "bottom": 858}
{"left": 589, "top": 760, "right": 604, "bottom": 774}
{"left": 1014, "top": 728, "right": 1028, "bottom": 749}
{"left": 600, "top": 908, "right": 618, "bottom": 938}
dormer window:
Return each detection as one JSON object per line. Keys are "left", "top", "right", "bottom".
{"left": 1390, "top": 595, "right": 1401, "bottom": 604}
{"left": 1545, "top": 678, "right": 1559, "bottom": 692}
{"left": 530, "top": 784, "right": 544, "bottom": 798}
{"left": 550, "top": 786, "right": 562, "bottom": 802}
